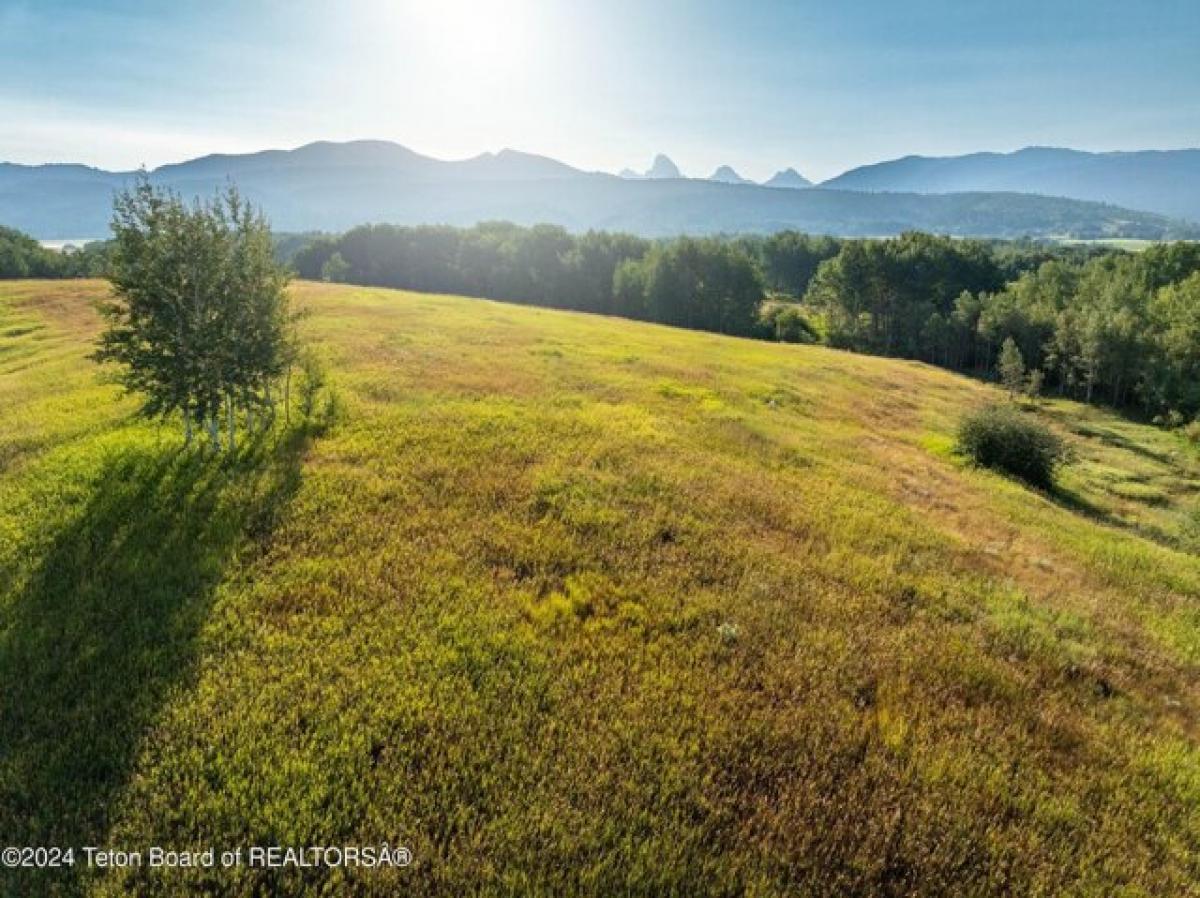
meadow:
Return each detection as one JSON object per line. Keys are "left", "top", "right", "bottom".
{"left": 1, "top": 279, "right": 1198, "bottom": 896}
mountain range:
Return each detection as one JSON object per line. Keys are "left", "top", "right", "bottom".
{"left": 619, "top": 155, "right": 809, "bottom": 188}
{"left": 1, "top": 140, "right": 1196, "bottom": 240}
{"left": 824, "top": 147, "right": 1200, "bottom": 224}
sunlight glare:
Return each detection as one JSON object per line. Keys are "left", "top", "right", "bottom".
{"left": 398, "top": 0, "right": 536, "bottom": 82}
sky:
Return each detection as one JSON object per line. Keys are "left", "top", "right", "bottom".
{"left": 1, "top": 0, "right": 1198, "bottom": 183}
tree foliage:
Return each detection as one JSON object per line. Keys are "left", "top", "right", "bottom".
{"left": 290, "top": 223, "right": 764, "bottom": 336}
{"left": 957, "top": 404, "right": 1067, "bottom": 488}
{"left": 94, "top": 178, "right": 295, "bottom": 450}
{"left": 760, "top": 302, "right": 819, "bottom": 343}
{"left": 807, "top": 232, "right": 1005, "bottom": 359}
{"left": 285, "top": 222, "right": 1200, "bottom": 419}
{"left": 732, "top": 231, "right": 841, "bottom": 298}
{"left": 998, "top": 337, "right": 1026, "bottom": 398}
{"left": 0, "top": 225, "right": 109, "bottom": 278}
{"left": 806, "top": 235, "right": 1200, "bottom": 418}
{"left": 625, "top": 238, "right": 765, "bottom": 335}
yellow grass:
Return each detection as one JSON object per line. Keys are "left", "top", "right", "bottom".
{"left": 2, "top": 279, "right": 1198, "bottom": 896}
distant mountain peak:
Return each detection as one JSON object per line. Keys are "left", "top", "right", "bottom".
{"left": 646, "top": 154, "right": 681, "bottom": 179}
{"left": 709, "top": 165, "right": 752, "bottom": 185}
{"left": 468, "top": 147, "right": 585, "bottom": 178}
{"left": 153, "top": 139, "right": 426, "bottom": 178}
{"left": 764, "top": 167, "right": 812, "bottom": 189}
{"left": 617, "top": 154, "right": 683, "bottom": 180}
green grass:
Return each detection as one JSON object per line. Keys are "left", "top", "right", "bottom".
{"left": 2, "top": 279, "right": 1198, "bottom": 897}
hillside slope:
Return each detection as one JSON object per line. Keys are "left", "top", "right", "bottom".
{"left": 1, "top": 280, "right": 1198, "bottom": 897}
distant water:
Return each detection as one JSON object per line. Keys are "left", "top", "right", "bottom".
{"left": 39, "top": 238, "right": 103, "bottom": 251}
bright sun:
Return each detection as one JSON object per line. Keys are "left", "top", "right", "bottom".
{"left": 396, "top": 0, "right": 537, "bottom": 82}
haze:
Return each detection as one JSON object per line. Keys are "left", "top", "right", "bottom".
{"left": 1, "top": 0, "right": 1198, "bottom": 181}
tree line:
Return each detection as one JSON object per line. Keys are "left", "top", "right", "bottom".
{"left": 292, "top": 222, "right": 770, "bottom": 336}
{"left": 807, "top": 235, "right": 1200, "bottom": 417}
{"left": 0, "top": 226, "right": 109, "bottom": 278}
{"left": 10, "top": 203, "right": 1199, "bottom": 420}
{"left": 293, "top": 223, "right": 1200, "bottom": 418}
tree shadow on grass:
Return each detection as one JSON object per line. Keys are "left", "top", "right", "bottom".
{"left": 1044, "top": 479, "right": 1183, "bottom": 549}
{"left": 0, "top": 428, "right": 309, "bottom": 895}
{"left": 1049, "top": 483, "right": 1114, "bottom": 522}
{"left": 1063, "top": 420, "right": 1179, "bottom": 467}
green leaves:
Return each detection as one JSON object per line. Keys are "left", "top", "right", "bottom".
{"left": 957, "top": 404, "right": 1067, "bottom": 489}
{"left": 96, "top": 177, "right": 295, "bottom": 449}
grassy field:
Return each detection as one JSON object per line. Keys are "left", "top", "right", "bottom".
{"left": 1049, "top": 237, "right": 1199, "bottom": 252}
{"left": 1049, "top": 237, "right": 1162, "bottom": 252}
{"left": 2, "top": 279, "right": 1198, "bottom": 897}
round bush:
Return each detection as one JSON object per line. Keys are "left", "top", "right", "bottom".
{"left": 956, "top": 404, "right": 1066, "bottom": 488}
{"left": 772, "top": 305, "right": 818, "bottom": 344}
{"left": 758, "top": 302, "right": 818, "bottom": 344}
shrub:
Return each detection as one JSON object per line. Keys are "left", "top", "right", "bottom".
{"left": 759, "top": 302, "right": 818, "bottom": 343}
{"left": 320, "top": 251, "right": 350, "bottom": 283}
{"left": 1025, "top": 368, "right": 1044, "bottom": 402}
{"left": 294, "top": 348, "right": 341, "bottom": 431}
{"left": 956, "top": 404, "right": 1067, "bottom": 488}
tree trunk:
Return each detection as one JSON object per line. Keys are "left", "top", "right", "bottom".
{"left": 264, "top": 382, "right": 275, "bottom": 429}
{"left": 226, "top": 394, "right": 236, "bottom": 452}
{"left": 208, "top": 415, "right": 220, "bottom": 452}
{"left": 183, "top": 410, "right": 192, "bottom": 448}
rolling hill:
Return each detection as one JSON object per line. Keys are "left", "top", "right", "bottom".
{"left": 1, "top": 141, "right": 1194, "bottom": 240}
{"left": 823, "top": 146, "right": 1200, "bottom": 224}
{"left": 2, "top": 278, "right": 1198, "bottom": 896}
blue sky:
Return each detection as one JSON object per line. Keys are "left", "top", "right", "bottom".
{"left": 1, "top": 0, "right": 1197, "bottom": 181}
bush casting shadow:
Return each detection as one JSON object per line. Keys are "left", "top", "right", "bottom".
{"left": 957, "top": 404, "right": 1066, "bottom": 490}
{"left": 0, "top": 430, "right": 308, "bottom": 895}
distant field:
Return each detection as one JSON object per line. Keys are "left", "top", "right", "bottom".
{"left": 2, "top": 279, "right": 1198, "bottom": 896}
{"left": 1056, "top": 237, "right": 1155, "bottom": 250}
{"left": 1050, "top": 237, "right": 1197, "bottom": 252}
